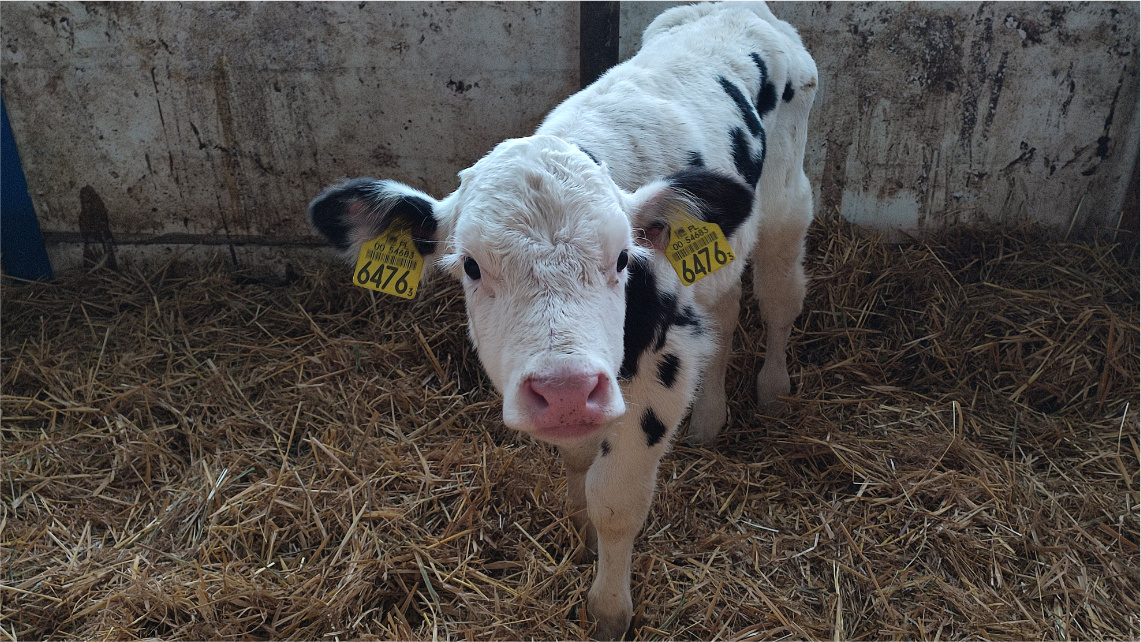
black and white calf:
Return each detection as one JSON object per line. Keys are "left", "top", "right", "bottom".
{"left": 308, "top": 2, "right": 816, "bottom": 637}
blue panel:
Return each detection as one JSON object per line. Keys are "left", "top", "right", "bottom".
{"left": 1, "top": 96, "right": 53, "bottom": 281}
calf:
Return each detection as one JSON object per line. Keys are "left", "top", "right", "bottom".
{"left": 308, "top": 2, "right": 816, "bottom": 637}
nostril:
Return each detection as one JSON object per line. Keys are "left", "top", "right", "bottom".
{"left": 521, "top": 379, "right": 550, "bottom": 413}
{"left": 585, "top": 374, "right": 610, "bottom": 407}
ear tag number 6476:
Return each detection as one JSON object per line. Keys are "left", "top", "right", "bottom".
{"left": 664, "top": 212, "right": 735, "bottom": 286}
{"left": 353, "top": 224, "right": 425, "bottom": 299}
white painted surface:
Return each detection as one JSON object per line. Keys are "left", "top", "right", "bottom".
{"left": 2, "top": 1, "right": 578, "bottom": 268}
{"left": 2, "top": 1, "right": 1137, "bottom": 271}
{"left": 623, "top": 1, "right": 1140, "bottom": 240}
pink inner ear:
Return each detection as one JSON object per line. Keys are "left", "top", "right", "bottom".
{"left": 345, "top": 200, "right": 374, "bottom": 227}
{"left": 636, "top": 222, "right": 671, "bottom": 250}
{"left": 628, "top": 178, "right": 683, "bottom": 251}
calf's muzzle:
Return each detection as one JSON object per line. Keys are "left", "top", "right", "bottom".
{"left": 513, "top": 364, "right": 625, "bottom": 441}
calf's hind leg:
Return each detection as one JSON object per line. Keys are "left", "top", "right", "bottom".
{"left": 752, "top": 188, "right": 811, "bottom": 405}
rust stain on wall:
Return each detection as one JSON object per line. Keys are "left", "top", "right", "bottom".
{"left": 820, "top": 134, "right": 852, "bottom": 216}
{"left": 78, "top": 186, "right": 117, "bottom": 269}
{"left": 213, "top": 53, "right": 243, "bottom": 263}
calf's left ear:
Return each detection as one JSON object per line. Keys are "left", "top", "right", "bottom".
{"left": 625, "top": 168, "right": 754, "bottom": 249}
{"left": 308, "top": 178, "right": 443, "bottom": 262}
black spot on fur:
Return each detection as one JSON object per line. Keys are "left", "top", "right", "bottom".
{"left": 687, "top": 151, "right": 705, "bottom": 167}
{"left": 750, "top": 53, "right": 779, "bottom": 115}
{"left": 718, "top": 76, "right": 762, "bottom": 137}
{"left": 621, "top": 262, "right": 677, "bottom": 379}
{"left": 782, "top": 81, "right": 795, "bottom": 103}
{"left": 641, "top": 409, "right": 667, "bottom": 447}
{"left": 666, "top": 168, "right": 754, "bottom": 239}
{"left": 749, "top": 53, "right": 766, "bottom": 80}
{"left": 674, "top": 305, "right": 703, "bottom": 334}
{"left": 729, "top": 127, "right": 765, "bottom": 188}
{"left": 657, "top": 353, "right": 680, "bottom": 388}
{"left": 759, "top": 82, "right": 778, "bottom": 115}
{"left": 308, "top": 179, "right": 438, "bottom": 255}
{"left": 600, "top": 439, "right": 611, "bottom": 456}
{"left": 575, "top": 143, "right": 601, "bottom": 165}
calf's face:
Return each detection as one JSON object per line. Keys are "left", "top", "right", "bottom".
{"left": 309, "top": 135, "right": 749, "bottom": 445}
{"left": 447, "top": 138, "right": 634, "bottom": 442}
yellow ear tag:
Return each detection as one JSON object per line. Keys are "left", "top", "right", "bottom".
{"left": 664, "top": 211, "right": 736, "bottom": 286}
{"left": 352, "top": 223, "right": 425, "bottom": 299}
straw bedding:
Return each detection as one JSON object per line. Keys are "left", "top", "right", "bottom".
{"left": 2, "top": 212, "right": 1137, "bottom": 640}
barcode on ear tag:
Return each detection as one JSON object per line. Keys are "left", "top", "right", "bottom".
{"left": 352, "top": 224, "right": 425, "bottom": 299}
{"left": 664, "top": 211, "right": 735, "bottom": 286}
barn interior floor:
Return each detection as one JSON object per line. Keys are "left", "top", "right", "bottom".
{"left": 2, "top": 212, "right": 1137, "bottom": 640}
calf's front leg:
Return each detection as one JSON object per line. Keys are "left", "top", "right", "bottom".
{"left": 584, "top": 408, "right": 676, "bottom": 639}
{"left": 687, "top": 281, "right": 742, "bottom": 444}
{"left": 561, "top": 440, "right": 600, "bottom": 561}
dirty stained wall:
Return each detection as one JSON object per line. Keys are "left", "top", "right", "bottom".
{"left": 1, "top": 2, "right": 578, "bottom": 270}
{"left": 1, "top": 2, "right": 1138, "bottom": 272}
{"left": 624, "top": 1, "right": 1139, "bottom": 240}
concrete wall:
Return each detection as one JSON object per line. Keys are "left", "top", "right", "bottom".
{"left": 1, "top": 1, "right": 579, "bottom": 270}
{"left": 624, "top": 1, "right": 1140, "bottom": 241}
{"left": 1, "top": 2, "right": 1137, "bottom": 271}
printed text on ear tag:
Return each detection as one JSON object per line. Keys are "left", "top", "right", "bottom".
{"left": 353, "top": 223, "right": 424, "bottom": 299}
{"left": 664, "top": 211, "right": 735, "bottom": 286}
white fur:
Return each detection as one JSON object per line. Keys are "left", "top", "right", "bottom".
{"left": 530, "top": 6, "right": 818, "bottom": 633}
{"left": 313, "top": 3, "right": 817, "bottom": 638}
{"left": 431, "top": 136, "right": 635, "bottom": 434}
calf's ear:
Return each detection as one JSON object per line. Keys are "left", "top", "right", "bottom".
{"left": 625, "top": 168, "right": 754, "bottom": 250}
{"left": 308, "top": 178, "right": 442, "bottom": 262}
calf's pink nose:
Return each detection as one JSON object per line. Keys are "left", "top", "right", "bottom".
{"left": 520, "top": 371, "right": 616, "bottom": 428}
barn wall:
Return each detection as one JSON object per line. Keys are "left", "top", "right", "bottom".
{"left": 1, "top": 2, "right": 1137, "bottom": 272}
{"left": 1, "top": 1, "right": 579, "bottom": 271}
{"left": 624, "top": 1, "right": 1140, "bottom": 241}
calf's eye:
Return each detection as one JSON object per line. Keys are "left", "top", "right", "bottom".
{"left": 616, "top": 249, "right": 629, "bottom": 272}
{"left": 463, "top": 256, "right": 481, "bottom": 280}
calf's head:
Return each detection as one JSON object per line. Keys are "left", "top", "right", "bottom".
{"left": 309, "top": 135, "right": 749, "bottom": 444}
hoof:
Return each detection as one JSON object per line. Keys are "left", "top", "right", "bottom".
{"left": 688, "top": 392, "right": 727, "bottom": 445}
{"left": 588, "top": 586, "right": 632, "bottom": 640}
{"left": 756, "top": 366, "right": 791, "bottom": 407}
{"left": 590, "top": 610, "right": 631, "bottom": 641}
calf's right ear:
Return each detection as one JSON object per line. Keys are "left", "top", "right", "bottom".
{"left": 308, "top": 178, "right": 442, "bottom": 262}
